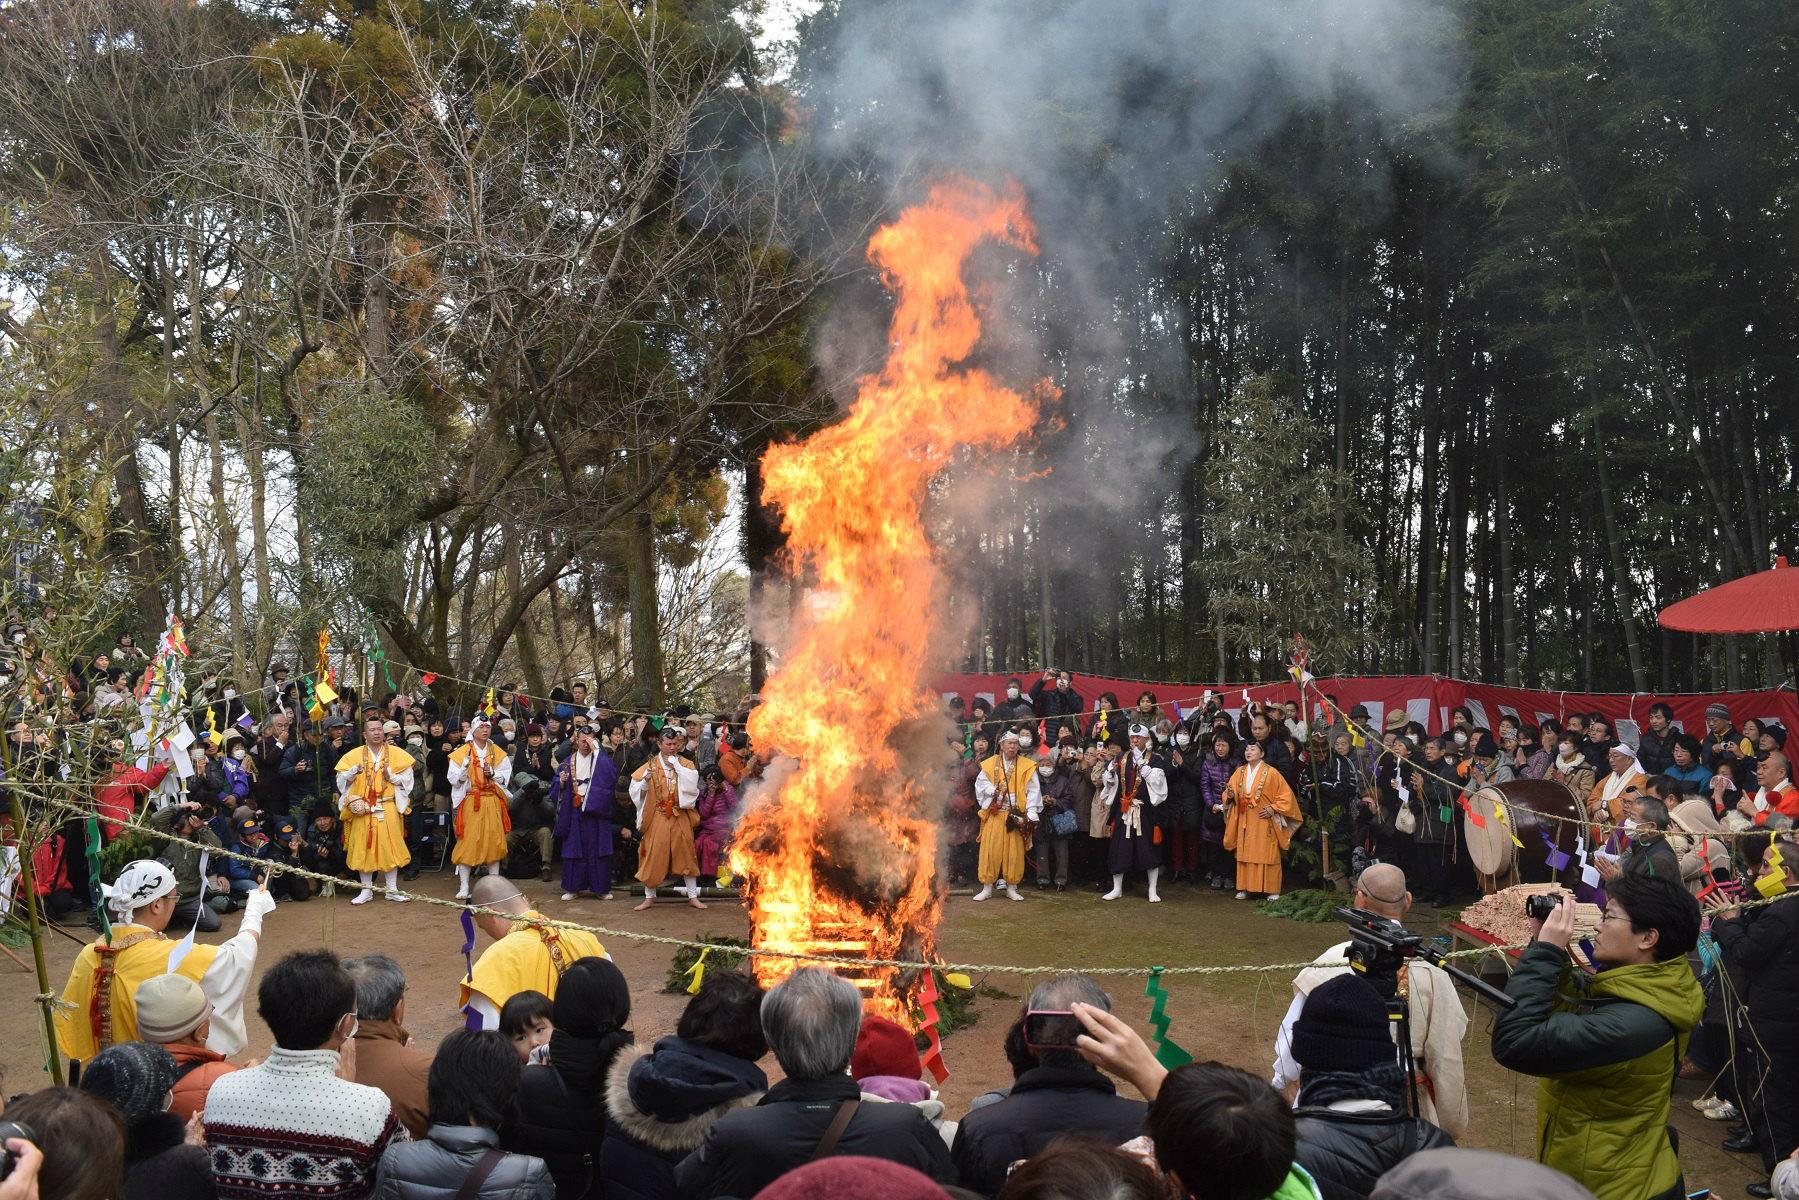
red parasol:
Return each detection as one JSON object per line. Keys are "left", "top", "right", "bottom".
{"left": 1658, "top": 556, "right": 1799, "bottom": 634}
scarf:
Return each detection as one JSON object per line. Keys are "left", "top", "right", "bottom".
{"left": 1296, "top": 1063, "right": 1408, "bottom": 1111}
{"left": 1600, "top": 753, "right": 1644, "bottom": 808}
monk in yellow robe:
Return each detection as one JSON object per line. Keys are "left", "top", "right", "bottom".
{"left": 56, "top": 860, "right": 271, "bottom": 1061}
{"left": 973, "top": 729, "right": 1041, "bottom": 902}
{"left": 630, "top": 724, "right": 703, "bottom": 910}
{"left": 449, "top": 716, "right": 513, "bottom": 899}
{"left": 458, "top": 876, "right": 608, "bottom": 1029}
{"left": 1222, "top": 740, "right": 1303, "bottom": 900}
{"left": 335, "top": 715, "right": 417, "bottom": 905}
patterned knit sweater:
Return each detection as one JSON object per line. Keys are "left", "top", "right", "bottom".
{"left": 204, "top": 1046, "right": 408, "bottom": 1199}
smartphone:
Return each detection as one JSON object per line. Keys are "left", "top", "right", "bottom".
{"left": 1023, "top": 1010, "right": 1083, "bottom": 1052}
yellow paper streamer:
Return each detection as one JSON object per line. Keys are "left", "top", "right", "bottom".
{"left": 944, "top": 972, "right": 973, "bottom": 990}
{"left": 685, "top": 947, "right": 710, "bottom": 994}
{"left": 1492, "top": 800, "right": 1524, "bottom": 849}
{"left": 1756, "top": 847, "right": 1789, "bottom": 898}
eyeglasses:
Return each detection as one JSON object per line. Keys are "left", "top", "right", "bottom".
{"left": 1599, "top": 911, "right": 1630, "bottom": 924}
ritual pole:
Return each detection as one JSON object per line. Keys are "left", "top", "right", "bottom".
{"left": 0, "top": 732, "right": 66, "bottom": 1085}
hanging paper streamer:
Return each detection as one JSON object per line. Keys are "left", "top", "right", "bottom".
{"left": 1542, "top": 827, "right": 1572, "bottom": 873}
{"left": 84, "top": 818, "right": 110, "bottom": 944}
{"left": 460, "top": 909, "right": 481, "bottom": 1029}
{"left": 1491, "top": 798, "right": 1523, "bottom": 848}
{"left": 1144, "top": 967, "right": 1194, "bottom": 1069}
{"left": 420, "top": 672, "right": 438, "bottom": 687}
{"left": 1756, "top": 846, "right": 1789, "bottom": 898}
{"left": 1458, "top": 792, "right": 1486, "bottom": 829}
{"left": 685, "top": 947, "right": 711, "bottom": 995}
{"left": 944, "top": 972, "right": 973, "bottom": 991}
{"left": 362, "top": 614, "right": 397, "bottom": 691}
{"left": 915, "top": 969, "right": 949, "bottom": 1084}
{"left": 1575, "top": 835, "right": 1601, "bottom": 889}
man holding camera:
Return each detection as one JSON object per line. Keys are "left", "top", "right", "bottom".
{"left": 1270, "top": 863, "right": 1468, "bottom": 1139}
{"left": 1492, "top": 874, "right": 1704, "bottom": 1200}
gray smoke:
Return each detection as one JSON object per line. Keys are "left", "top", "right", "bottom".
{"left": 791, "top": 0, "right": 1465, "bottom": 628}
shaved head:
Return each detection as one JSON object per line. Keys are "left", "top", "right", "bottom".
{"left": 1769, "top": 751, "right": 1790, "bottom": 779}
{"left": 1356, "top": 863, "right": 1410, "bottom": 918}
{"left": 470, "top": 875, "right": 527, "bottom": 912}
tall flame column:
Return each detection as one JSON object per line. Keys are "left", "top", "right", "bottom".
{"left": 732, "top": 178, "right": 1044, "bottom": 1019}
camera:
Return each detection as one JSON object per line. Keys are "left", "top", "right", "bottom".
{"left": 0, "top": 1120, "right": 36, "bottom": 1180}
{"left": 1524, "top": 893, "right": 1562, "bottom": 923}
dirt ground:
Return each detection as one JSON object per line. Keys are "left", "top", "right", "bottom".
{"left": 2, "top": 870, "right": 1765, "bottom": 1196}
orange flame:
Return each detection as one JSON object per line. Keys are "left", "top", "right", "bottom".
{"left": 733, "top": 177, "right": 1045, "bottom": 1020}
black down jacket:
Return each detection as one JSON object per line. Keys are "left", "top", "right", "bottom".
{"left": 1293, "top": 1107, "right": 1453, "bottom": 1200}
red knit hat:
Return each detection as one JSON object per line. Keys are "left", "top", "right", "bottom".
{"left": 753, "top": 1157, "right": 949, "bottom": 1200}
{"left": 849, "top": 1014, "right": 924, "bottom": 1081}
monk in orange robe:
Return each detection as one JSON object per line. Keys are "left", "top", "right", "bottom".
{"left": 1221, "top": 741, "right": 1304, "bottom": 899}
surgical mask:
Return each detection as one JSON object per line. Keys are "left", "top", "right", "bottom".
{"left": 1453, "top": 731, "right": 1468, "bottom": 746}
{"left": 1019, "top": 740, "right": 1035, "bottom": 752}
{"left": 1155, "top": 731, "right": 1169, "bottom": 743}
{"left": 223, "top": 688, "right": 237, "bottom": 700}
{"left": 1007, "top": 687, "right": 1020, "bottom": 700}
{"left": 232, "top": 747, "right": 246, "bottom": 760}
{"left": 1057, "top": 678, "right": 1070, "bottom": 690}
{"left": 1175, "top": 733, "right": 1191, "bottom": 748}
{"left": 1558, "top": 743, "right": 1576, "bottom": 757}
{"left": 1037, "top": 765, "right": 1054, "bottom": 778}
{"left": 1622, "top": 817, "right": 1639, "bottom": 832}
{"left": 407, "top": 736, "right": 424, "bottom": 748}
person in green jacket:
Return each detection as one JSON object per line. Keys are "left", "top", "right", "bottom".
{"left": 1492, "top": 872, "right": 1704, "bottom": 1200}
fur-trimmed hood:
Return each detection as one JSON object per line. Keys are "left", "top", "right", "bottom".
{"left": 603, "top": 1038, "right": 766, "bottom": 1155}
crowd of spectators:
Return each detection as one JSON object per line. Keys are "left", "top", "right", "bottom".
{"left": 6, "top": 636, "right": 1799, "bottom": 1200}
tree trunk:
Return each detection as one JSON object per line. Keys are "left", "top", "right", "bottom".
{"left": 507, "top": 538, "right": 547, "bottom": 697}
{"left": 626, "top": 498, "right": 665, "bottom": 710}
{"left": 91, "top": 251, "right": 166, "bottom": 634}
{"left": 1495, "top": 387, "right": 1520, "bottom": 684}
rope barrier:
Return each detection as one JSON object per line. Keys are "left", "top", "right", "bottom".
{"left": 18, "top": 787, "right": 1799, "bottom": 980}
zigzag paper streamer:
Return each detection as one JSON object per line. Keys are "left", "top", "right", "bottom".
{"left": 916, "top": 970, "right": 949, "bottom": 1084}
{"left": 1144, "top": 967, "right": 1194, "bottom": 1069}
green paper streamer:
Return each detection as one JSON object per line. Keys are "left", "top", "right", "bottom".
{"left": 1144, "top": 966, "right": 1194, "bottom": 1069}
{"left": 362, "top": 617, "right": 397, "bottom": 691}
{"left": 84, "top": 817, "right": 111, "bottom": 943}
{"left": 1438, "top": 804, "right": 1453, "bottom": 823}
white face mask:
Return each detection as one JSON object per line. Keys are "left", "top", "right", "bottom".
{"left": 407, "top": 736, "right": 424, "bottom": 748}
{"left": 1622, "top": 817, "right": 1639, "bottom": 832}
{"left": 1559, "top": 744, "right": 1576, "bottom": 758}
{"left": 1019, "top": 740, "right": 1035, "bottom": 752}
{"left": 223, "top": 688, "right": 237, "bottom": 700}
{"left": 232, "top": 747, "right": 246, "bottom": 760}
{"left": 1175, "top": 733, "right": 1191, "bottom": 748}
{"left": 1007, "top": 687, "right": 1020, "bottom": 700}
{"left": 1155, "top": 731, "right": 1169, "bottom": 743}
{"left": 1057, "top": 678, "right": 1070, "bottom": 690}
{"left": 1452, "top": 731, "right": 1468, "bottom": 746}
{"left": 1037, "top": 764, "right": 1054, "bottom": 778}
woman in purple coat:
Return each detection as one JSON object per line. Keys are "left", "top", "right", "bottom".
{"left": 693, "top": 764, "right": 738, "bottom": 878}
{"left": 553, "top": 726, "right": 619, "bottom": 900}
{"left": 1198, "top": 733, "right": 1242, "bottom": 890}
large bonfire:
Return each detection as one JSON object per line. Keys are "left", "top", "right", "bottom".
{"left": 732, "top": 178, "right": 1045, "bottom": 1021}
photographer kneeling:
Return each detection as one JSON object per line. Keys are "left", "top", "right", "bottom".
{"left": 1492, "top": 874, "right": 1703, "bottom": 1200}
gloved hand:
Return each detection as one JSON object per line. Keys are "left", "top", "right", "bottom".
{"left": 240, "top": 885, "right": 277, "bottom": 935}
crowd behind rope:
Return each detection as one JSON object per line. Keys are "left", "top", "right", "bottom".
{"left": 3, "top": 636, "right": 1799, "bottom": 1200}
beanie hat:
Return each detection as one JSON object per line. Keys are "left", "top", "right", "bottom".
{"left": 135, "top": 973, "right": 213, "bottom": 1043}
{"left": 79, "top": 1041, "right": 177, "bottom": 1126}
{"left": 1291, "top": 975, "right": 1396, "bottom": 1075}
{"left": 1706, "top": 702, "right": 1731, "bottom": 722}
{"left": 849, "top": 1015, "right": 923, "bottom": 1082}
{"left": 752, "top": 1157, "right": 949, "bottom": 1200}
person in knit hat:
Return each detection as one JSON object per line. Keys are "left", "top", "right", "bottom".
{"left": 851, "top": 1015, "right": 956, "bottom": 1148}
{"left": 79, "top": 1041, "right": 216, "bottom": 1200}
{"left": 751, "top": 1156, "right": 951, "bottom": 1200}
{"left": 134, "top": 973, "right": 240, "bottom": 1122}
{"left": 1288, "top": 975, "right": 1451, "bottom": 1200}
